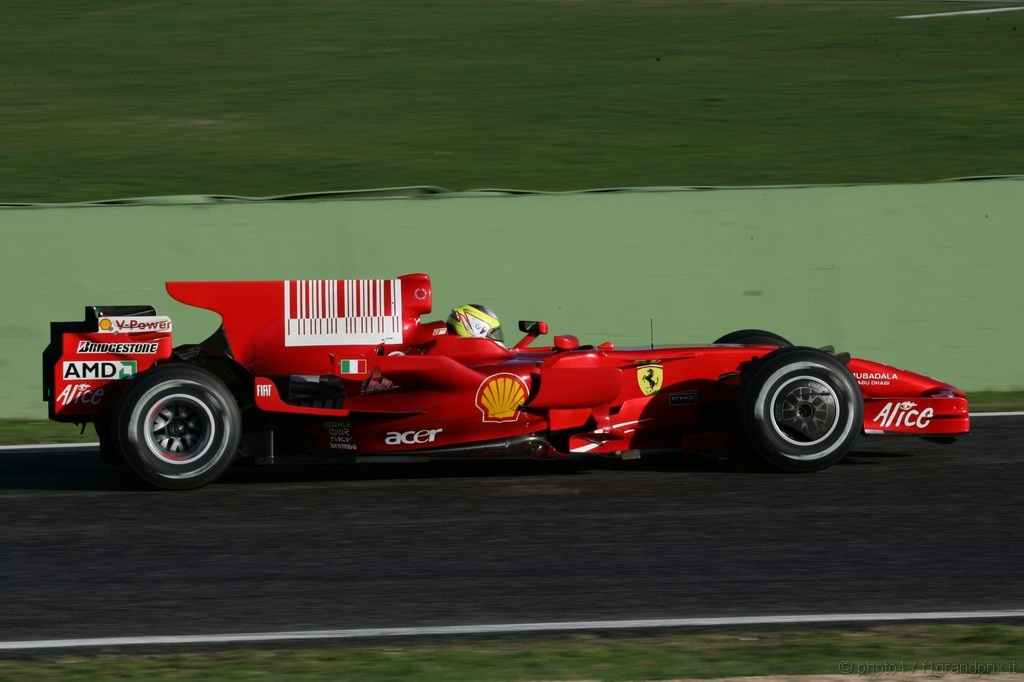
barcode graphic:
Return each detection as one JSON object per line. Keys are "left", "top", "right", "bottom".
{"left": 284, "top": 279, "right": 404, "bottom": 347}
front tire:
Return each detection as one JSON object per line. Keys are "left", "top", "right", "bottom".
{"left": 742, "top": 348, "right": 861, "bottom": 472}
{"left": 116, "top": 364, "right": 241, "bottom": 490}
{"left": 714, "top": 329, "right": 792, "bottom": 347}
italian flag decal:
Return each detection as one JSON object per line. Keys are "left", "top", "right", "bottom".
{"left": 338, "top": 359, "right": 367, "bottom": 375}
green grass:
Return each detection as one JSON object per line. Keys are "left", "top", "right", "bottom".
{"left": 0, "top": 625, "right": 1021, "bottom": 680}
{"left": 2, "top": 390, "right": 1020, "bottom": 444}
{"left": 1, "top": 1, "right": 1022, "bottom": 202}
{"left": 962, "top": 391, "right": 1024, "bottom": 412}
{"left": 0, "top": 420, "right": 98, "bottom": 445}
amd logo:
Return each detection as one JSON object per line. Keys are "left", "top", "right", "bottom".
{"left": 62, "top": 361, "right": 136, "bottom": 380}
{"left": 384, "top": 429, "right": 442, "bottom": 446}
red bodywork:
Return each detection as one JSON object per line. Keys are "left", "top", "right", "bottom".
{"left": 44, "top": 274, "right": 969, "bottom": 459}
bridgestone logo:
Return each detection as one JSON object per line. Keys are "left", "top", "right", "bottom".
{"left": 77, "top": 341, "right": 159, "bottom": 354}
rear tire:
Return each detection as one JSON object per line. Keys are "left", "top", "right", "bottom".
{"left": 714, "top": 329, "right": 792, "bottom": 347}
{"left": 115, "top": 364, "right": 241, "bottom": 490}
{"left": 95, "top": 418, "right": 126, "bottom": 467}
{"left": 741, "top": 348, "right": 861, "bottom": 472}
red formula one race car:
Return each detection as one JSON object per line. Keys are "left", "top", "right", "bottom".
{"left": 43, "top": 274, "right": 969, "bottom": 489}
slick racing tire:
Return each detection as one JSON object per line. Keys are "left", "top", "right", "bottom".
{"left": 714, "top": 329, "right": 793, "bottom": 347}
{"left": 116, "top": 364, "right": 241, "bottom": 490}
{"left": 94, "top": 417, "right": 126, "bottom": 467}
{"left": 741, "top": 348, "right": 861, "bottom": 472}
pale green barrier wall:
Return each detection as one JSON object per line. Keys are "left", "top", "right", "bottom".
{"left": 1, "top": 180, "right": 1022, "bottom": 419}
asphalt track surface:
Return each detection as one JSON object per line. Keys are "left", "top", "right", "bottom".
{"left": 1, "top": 417, "right": 1021, "bottom": 644}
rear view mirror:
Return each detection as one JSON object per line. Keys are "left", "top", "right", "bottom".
{"left": 514, "top": 320, "right": 550, "bottom": 350}
{"left": 518, "top": 320, "right": 549, "bottom": 335}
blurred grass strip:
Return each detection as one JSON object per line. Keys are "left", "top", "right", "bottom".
{"left": 1, "top": 1, "right": 1023, "bottom": 202}
{"left": 0, "top": 420, "right": 97, "bottom": 445}
{"left": 962, "top": 391, "right": 1024, "bottom": 412}
{"left": 0, "top": 624, "right": 1021, "bottom": 680}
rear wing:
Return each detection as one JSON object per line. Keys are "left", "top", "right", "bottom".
{"left": 165, "top": 274, "right": 435, "bottom": 376}
{"left": 42, "top": 306, "right": 174, "bottom": 421}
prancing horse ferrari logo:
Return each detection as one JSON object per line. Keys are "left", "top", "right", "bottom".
{"left": 636, "top": 364, "right": 663, "bottom": 396}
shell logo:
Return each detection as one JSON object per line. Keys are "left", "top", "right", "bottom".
{"left": 98, "top": 318, "right": 113, "bottom": 331}
{"left": 475, "top": 373, "right": 528, "bottom": 423}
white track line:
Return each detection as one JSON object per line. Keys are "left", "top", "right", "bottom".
{"left": 970, "top": 411, "right": 1024, "bottom": 417}
{"left": 2, "top": 609, "right": 1024, "bottom": 651}
{"left": 0, "top": 442, "right": 97, "bottom": 452}
{"left": 898, "top": 6, "right": 1024, "bottom": 18}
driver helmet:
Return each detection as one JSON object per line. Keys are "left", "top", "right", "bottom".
{"left": 447, "top": 304, "right": 502, "bottom": 342}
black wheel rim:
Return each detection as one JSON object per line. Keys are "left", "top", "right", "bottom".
{"left": 144, "top": 394, "right": 215, "bottom": 465}
{"left": 769, "top": 376, "right": 840, "bottom": 457}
